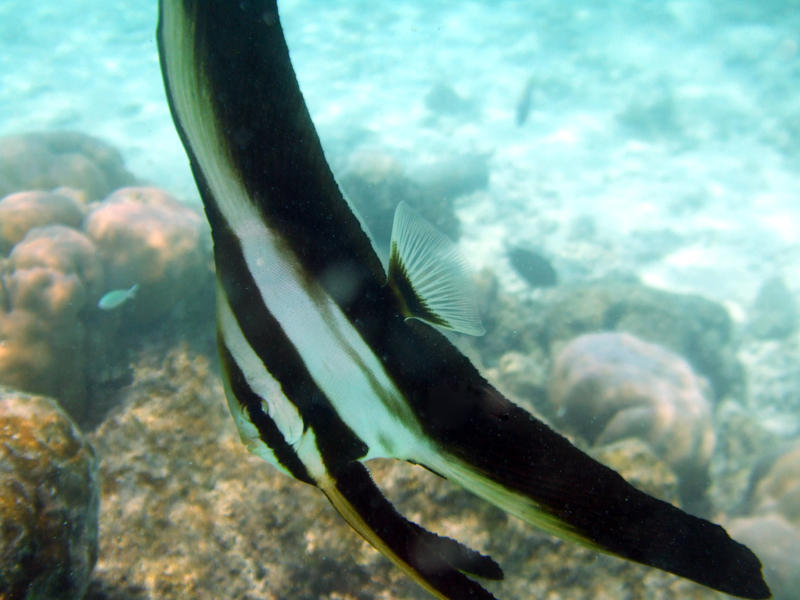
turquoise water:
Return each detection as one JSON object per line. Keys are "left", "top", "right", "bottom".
{"left": 1, "top": 1, "right": 799, "bottom": 599}
{"left": 2, "top": 1, "right": 799, "bottom": 301}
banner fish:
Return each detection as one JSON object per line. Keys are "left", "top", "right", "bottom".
{"left": 156, "top": 2, "right": 770, "bottom": 599}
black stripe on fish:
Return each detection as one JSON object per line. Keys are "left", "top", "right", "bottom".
{"left": 176, "top": 0, "right": 386, "bottom": 313}
{"left": 207, "top": 195, "right": 370, "bottom": 471}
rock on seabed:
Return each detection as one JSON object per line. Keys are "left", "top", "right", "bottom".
{"left": 0, "top": 387, "right": 99, "bottom": 600}
{"left": 548, "top": 331, "right": 715, "bottom": 506}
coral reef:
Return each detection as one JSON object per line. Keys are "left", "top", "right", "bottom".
{"left": 0, "top": 157, "right": 213, "bottom": 425}
{"left": 459, "top": 268, "right": 551, "bottom": 374}
{"left": 542, "top": 280, "right": 743, "bottom": 402}
{"left": 591, "top": 438, "right": 680, "bottom": 506}
{"left": 84, "top": 186, "right": 208, "bottom": 325}
{"left": 548, "top": 332, "right": 715, "bottom": 506}
{"left": 85, "top": 346, "right": 718, "bottom": 600}
{"left": 8, "top": 225, "right": 104, "bottom": 316}
{"left": 748, "top": 275, "right": 798, "bottom": 340}
{"left": 744, "top": 442, "right": 800, "bottom": 526}
{"left": 468, "top": 278, "right": 744, "bottom": 419}
{"left": 0, "top": 189, "right": 85, "bottom": 255}
{"left": 0, "top": 130, "right": 774, "bottom": 600}
{"left": 489, "top": 349, "right": 549, "bottom": 414}
{"left": 338, "top": 149, "right": 488, "bottom": 256}
{"left": 0, "top": 224, "right": 102, "bottom": 417}
{"left": 0, "top": 387, "right": 99, "bottom": 600}
{"left": 728, "top": 441, "right": 800, "bottom": 600}
{"left": 729, "top": 514, "right": 800, "bottom": 600}
{"left": 0, "top": 131, "right": 136, "bottom": 200}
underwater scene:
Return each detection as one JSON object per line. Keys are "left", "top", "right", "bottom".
{"left": 1, "top": 1, "right": 799, "bottom": 599}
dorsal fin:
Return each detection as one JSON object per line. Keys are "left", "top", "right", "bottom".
{"left": 387, "top": 202, "right": 485, "bottom": 336}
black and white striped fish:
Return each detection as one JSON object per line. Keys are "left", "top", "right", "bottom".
{"left": 156, "top": 2, "right": 770, "bottom": 599}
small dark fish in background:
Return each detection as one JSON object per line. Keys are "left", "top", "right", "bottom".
{"left": 507, "top": 244, "right": 558, "bottom": 287}
{"left": 515, "top": 76, "right": 536, "bottom": 126}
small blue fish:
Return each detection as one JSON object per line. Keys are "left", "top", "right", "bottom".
{"left": 97, "top": 284, "right": 139, "bottom": 310}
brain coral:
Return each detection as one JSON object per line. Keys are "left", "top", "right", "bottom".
{"left": 0, "top": 184, "right": 210, "bottom": 423}
{"left": 0, "top": 225, "right": 102, "bottom": 418}
{"left": 0, "top": 387, "right": 99, "bottom": 600}
{"left": 548, "top": 331, "right": 715, "bottom": 504}
{"left": 747, "top": 442, "right": 800, "bottom": 526}
{"left": 8, "top": 225, "right": 104, "bottom": 319}
{"left": 728, "top": 442, "right": 800, "bottom": 600}
{"left": 0, "top": 131, "right": 136, "bottom": 200}
{"left": 0, "top": 133, "right": 212, "bottom": 425}
{"left": 542, "top": 281, "right": 743, "bottom": 401}
{"left": 0, "top": 190, "right": 85, "bottom": 255}
{"left": 84, "top": 186, "right": 207, "bottom": 324}
{"left": 729, "top": 514, "right": 799, "bottom": 600}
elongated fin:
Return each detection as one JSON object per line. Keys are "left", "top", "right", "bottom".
{"left": 387, "top": 202, "right": 484, "bottom": 336}
{"left": 319, "top": 461, "right": 502, "bottom": 600}
{"left": 422, "top": 385, "right": 771, "bottom": 600}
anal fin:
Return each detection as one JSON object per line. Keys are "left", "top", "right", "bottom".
{"left": 318, "top": 461, "right": 502, "bottom": 600}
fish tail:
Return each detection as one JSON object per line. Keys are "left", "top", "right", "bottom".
{"left": 422, "top": 391, "right": 770, "bottom": 599}
{"left": 318, "top": 461, "right": 503, "bottom": 600}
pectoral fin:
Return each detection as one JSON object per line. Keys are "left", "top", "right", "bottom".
{"left": 387, "top": 202, "right": 485, "bottom": 336}
{"left": 318, "top": 461, "right": 502, "bottom": 600}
